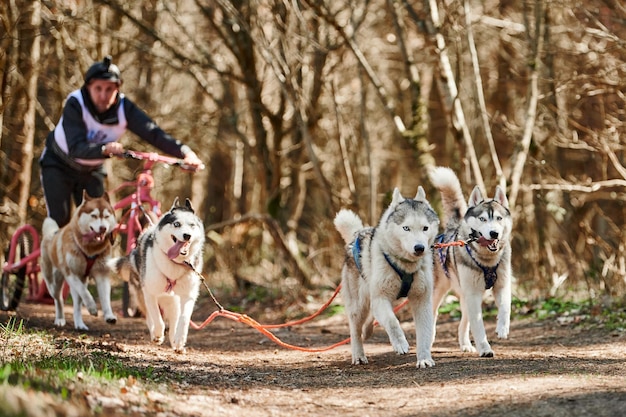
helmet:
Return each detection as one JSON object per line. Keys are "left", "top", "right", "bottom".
{"left": 84, "top": 56, "right": 122, "bottom": 85}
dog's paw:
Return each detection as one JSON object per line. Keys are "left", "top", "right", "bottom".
{"left": 173, "top": 346, "right": 187, "bottom": 354}
{"left": 105, "top": 314, "right": 117, "bottom": 324}
{"left": 87, "top": 305, "right": 98, "bottom": 317}
{"left": 53, "top": 318, "right": 66, "bottom": 327}
{"left": 416, "top": 358, "right": 435, "bottom": 368}
{"left": 352, "top": 356, "right": 368, "bottom": 365}
{"left": 460, "top": 344, "right": 476, "bottom": 353}
{"left": 392, "top": 339, "right": 410, "bottom": 355}
{"left": 152, "top": 336, "right": 165, "bottom": 345}
{"left": 74, "top": 323, "right": 89, "bottom": 331}
{"left": 476, "top": 341, "right": 494, "bottom": 357}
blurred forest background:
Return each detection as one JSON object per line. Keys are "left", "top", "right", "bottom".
{"left": 1, "top": 0, "right": 625, "bottom": 305}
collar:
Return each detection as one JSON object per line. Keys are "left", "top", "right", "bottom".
{"left": 465, "top": 245, "right": 500, "bottom": 289}
{"left": 383, "top": 253, "right": 415, "bottom": 299}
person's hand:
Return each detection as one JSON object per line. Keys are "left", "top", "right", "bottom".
{"left": 183, "top": 151, "right": 205, "bottom": 171}
{"left": 102, "top": 142, "right": 124, "bottom": 156}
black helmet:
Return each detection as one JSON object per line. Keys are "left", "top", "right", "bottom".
{"left": 84, "top": 56, "right": 122, "bottom": 85}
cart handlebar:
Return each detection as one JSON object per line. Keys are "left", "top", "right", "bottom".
{"left": 117, "top": 150, "right": 204, "bottom": 172}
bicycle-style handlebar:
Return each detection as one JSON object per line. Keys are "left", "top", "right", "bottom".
{"left": 116, "top": 150, "right": 204, "bottom": 172}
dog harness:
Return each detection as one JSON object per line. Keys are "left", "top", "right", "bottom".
{"left": 164, "top": 258, "right": 197, "bottom": 294}
{"left": 165, "top": 278, "right": 176, "bottom": 293}
{"left": 435, "top": 232, "right": 499, "bottom": 290}
{"left": 383, "top": 254, "right": 415, "bottom": 299}
{"left": 351, "top": 234, "right": 415, "bottom": 299}
{"left": 351, "top": 235, "right": 363, "bottom": 273}
{"left": 435, "top": 233, "right": 451, "bottom": 277}
{"left": 465, "top": 245, "right": 500, "bottom": 290}
{"left": 82, "top": 253, "right": 99, "bottom": 277}
{"left": 71, "top": 233, "right": 101, "bottom": 278}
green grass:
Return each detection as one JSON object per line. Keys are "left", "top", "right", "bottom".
{"left": 437, "top": 296, "right": 626, "bottom": 332}
{"left": 0, "top": 317, "right": 160, "bottom": 399}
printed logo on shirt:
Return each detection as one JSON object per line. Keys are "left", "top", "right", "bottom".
{"left": 87, "top": 130, "right": 108, "bottom": 144}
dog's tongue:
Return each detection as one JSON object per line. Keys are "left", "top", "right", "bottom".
{"left": 477, "top": 236, "right": 495, "bottom": 247}
{"left": 167, "top": 240, "right": 186, "bottom": 260}
{"left": 83, "top": 231, "right": 105, "bottom": 244}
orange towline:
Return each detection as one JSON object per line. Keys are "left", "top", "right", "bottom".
{"left": 432, "top": 237, "right": 476, "bottom": 249}
{"left": 190, "top": 284, "right": 409, "bottom": 353}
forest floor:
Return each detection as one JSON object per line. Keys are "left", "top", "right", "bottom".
{"left": 1, "top": 293, "right": 626, "bottom": 417}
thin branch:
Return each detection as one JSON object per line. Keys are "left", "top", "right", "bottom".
{"left": 464, "top": 0, "right": 505, "bottom": 190}
{"left": 302, "top": 0, "right": 407, "bottom": 133}
{"left": 523, "top": 179, "right": 626, "bottom": 193}
{"left": 206, "top": 212, "right": 314, "bottom": 288}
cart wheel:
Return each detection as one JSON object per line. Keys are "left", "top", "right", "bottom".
{"left": 1, "top": 234, "right": 29, "bottom": 311}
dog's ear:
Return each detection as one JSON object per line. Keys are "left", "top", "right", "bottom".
{"left": 391, "top": 188, "right": 404, "bottom": 206}
{"left": 414, "top": 186, "right": 426, "bottom": 202}
{"left": 102, "top": 192, "right": 111, "bottom": 203}
{"left": 493, "top": 186, "right": 509, "bottom": 209}
{"left": 468, "top": 186, "right": 484, "bottom": 207}
{"left": 82, "top": 189, "right": 90, "bottom": 201}
{"left": 185, "top": 198, "right": 195, "bottom": 213}
{"left": 170, "top": 197, "right": 180, "bottom": 211}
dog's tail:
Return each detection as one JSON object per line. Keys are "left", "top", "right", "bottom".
{"left": 334, "top": 209, "right": 364, "bottom": 244}
{"left": 429, "top": 166, "right": 467, "bottom": 224}
{"left": 41, "top": 217, "right": 59, "bottom": 239}
{"left": 107, "top": 256, "right": 136, "bottom": 282}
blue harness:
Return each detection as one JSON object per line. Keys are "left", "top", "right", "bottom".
{"left": 351, "top": 235, "right": 415, "bottom": 299}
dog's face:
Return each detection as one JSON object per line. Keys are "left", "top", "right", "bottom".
{"left": 157, "top": 199, "right": 205, "bottom": 261}
{"left": 465, "top": 186, "right": 512, "bottom": 252}
{"left": 76, "top": 192, "right": 117, "bottom": 244}
{"left": 382, "top": 187, "right": 439, "bottom": 261}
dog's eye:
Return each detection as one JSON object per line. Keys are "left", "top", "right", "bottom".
{"left": 403, "top": 226, "right": 410, "bottom": 231}
{"left": 174, "top": 221, "right": 181, "bottom": 227}
{"left": 423, "top": 226, "right": 429, "bottom": 231}
{"left": 496, "top": 215, "right": 503, "bottom": 221}
{"left": 479, "top": 216, "right": 487, "bottom": 222}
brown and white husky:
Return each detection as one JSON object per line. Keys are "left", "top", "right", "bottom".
{"left": 40, "top": 190, "right": 118, "bottom": 330}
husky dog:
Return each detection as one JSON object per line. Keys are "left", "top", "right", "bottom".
{"left": 429, "top": 167, "right": 512, "bottom": 357}
{"left": 109, "top": 198, "right": 204, "bottom": 353}
{"left": 40, "top": 190, "right": 118, "bottom": 330}
{"left": 334, "top": 187, "right": 440, "bottom": 368}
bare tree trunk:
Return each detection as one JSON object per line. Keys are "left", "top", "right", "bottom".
{"left": 16, "top": 1, "right": 41, "bottom": 222}
{"left": 0, "top": 1, "right": 9, "bottom": 150}
{"left": 0, "top": 0, "right": 41, "bottom": 236}
{"left": 423, "top": 0, "right": 485, "bottom": 192}
{"left": 508, "top": 0, "right": 545, "bottom": 208}
{"left": 388, "top": 0, "right": 435, "bottom": 172}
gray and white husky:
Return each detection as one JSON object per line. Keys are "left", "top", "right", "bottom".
{"left": 429, "top": 167, "right": 512, "bottom": 357}
{"left": 334, "top": 187, "right": 440, "bottom": 368}
{"left": 109, "top": 198, "right": 204, "bottom": 353}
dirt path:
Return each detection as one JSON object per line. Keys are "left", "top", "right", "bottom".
{"left": 3, "top": 298, "right": 626, "bottom": 417}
